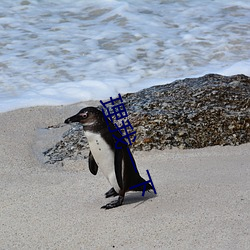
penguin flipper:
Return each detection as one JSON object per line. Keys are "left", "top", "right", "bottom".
{"left": 88, "top": 151, "right": 98, "bottom": 175}
{"left": 114, "top": 148, "right": 124, "bottom": 190}
{"left": 105, "top": 187, "right": 118, "bottom": 198}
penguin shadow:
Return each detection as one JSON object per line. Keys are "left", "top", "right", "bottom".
{"left": 122, "top": 191, "right": 157, "bottom": 208}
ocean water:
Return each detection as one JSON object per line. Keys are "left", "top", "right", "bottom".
{"left": 0, "top": 0, "right": 250, "bottom": 112}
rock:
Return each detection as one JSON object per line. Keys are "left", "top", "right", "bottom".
{"left": 43, "top": 74, "right": 250, "bottom": 163}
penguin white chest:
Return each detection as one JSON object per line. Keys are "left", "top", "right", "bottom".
{"left": 84, "top": 131, "right": 120, "bottom": 192}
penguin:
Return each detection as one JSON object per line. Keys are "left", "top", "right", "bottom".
{"left": 64, "top": 107, "right": 152, "bottom": 209}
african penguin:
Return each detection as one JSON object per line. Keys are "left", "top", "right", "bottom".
{"left": 65, "top": 107, "right": 152, "bottom": 209}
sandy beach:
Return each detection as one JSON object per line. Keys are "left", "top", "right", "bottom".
{"left": 0, "top": 103, "right": 249, "bottom": 249}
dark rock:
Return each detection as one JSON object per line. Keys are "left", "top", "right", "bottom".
{"left": 43, "top": 74, "right": 250, "bottom": 163}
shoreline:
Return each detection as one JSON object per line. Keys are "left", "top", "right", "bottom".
{"left": 0, "top": 103, "right": 249, "bottom": 249}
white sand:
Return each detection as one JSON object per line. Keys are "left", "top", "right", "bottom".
{"left": 0, "top": 103, "right": 249, "bottom": 249}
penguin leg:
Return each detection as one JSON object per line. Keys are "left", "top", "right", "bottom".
{"left": 101, "top": 195, "right": 124, "bottom": 209}
{"left": 105, "top": 187, "right": 118, "bottom": 198}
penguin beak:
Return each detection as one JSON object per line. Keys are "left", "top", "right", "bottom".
{"left": 64, "top": 114, "right": 81, "bottom": 124}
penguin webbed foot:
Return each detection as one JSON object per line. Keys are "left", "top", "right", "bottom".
{"left": 101, "top": 196, "right": 124, "bottom": 209}
{"left": 105, "top": 187, "right": 118, "bottom": 198}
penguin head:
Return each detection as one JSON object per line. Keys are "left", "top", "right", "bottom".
{"left": 65, "top": 107, "right": 105, "bottom": 129}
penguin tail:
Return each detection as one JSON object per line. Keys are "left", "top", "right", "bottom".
{"left": 132, "top": 182, "right": 152, "bottom": 192}
{"left": 130, "top": 176, "right": 153, "bottom": 192}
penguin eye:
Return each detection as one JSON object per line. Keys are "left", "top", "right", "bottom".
{"left": 79, "top": 112, "right": 88, "bottom": 119}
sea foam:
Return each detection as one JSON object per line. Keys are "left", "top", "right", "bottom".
{"left": 0, "top": 0, "right": 249, "bottom": 112}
